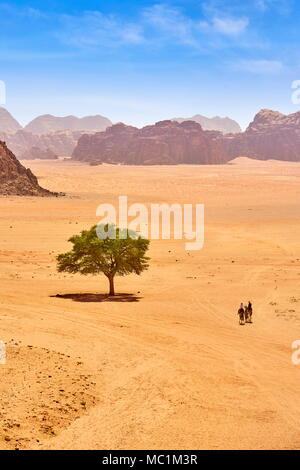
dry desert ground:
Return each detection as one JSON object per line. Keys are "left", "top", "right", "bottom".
{"left": 0, "top": 158, "right": 300, "bottom": 450}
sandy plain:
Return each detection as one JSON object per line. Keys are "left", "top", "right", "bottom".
{"left": 0, "top": 157, "right": 300, "bottom": 449}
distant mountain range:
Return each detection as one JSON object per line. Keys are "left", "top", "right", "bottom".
{"left": 24, "top": 114, "right": 112, "bottom": 135}
{"left": 172, "top": 114, "right": 241, "bottom": 134}
{"left": 0, "top": 108, "right": 112, "bottom": 134}
{"left": 0, "top": 108, "right": 112, "bottom": 159}
{"left": 0, "top": 107, "right": 241, "bottom": 160}
{"left": 0, "top": 107, "right": 22, "bottom": 133}
{"left": 72, "top": 110, "right": 300, "bottom": 165}
{"left": 0, "top": 129, "right": 86, "bottom": 160}
{"left": 72, "top": 120, "right": 228, "bottom": 165}
{"left": 1, "top": 107, "right": 300, "bottom": 167}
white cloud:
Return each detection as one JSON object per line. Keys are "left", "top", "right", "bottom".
{"left": 200, "top": 16, "right": 249, "bottom": 36}
{"left": 0, "top": 3, "right": 47, "bottom": 19}
{"left": 51, "top": 3, "right": 265, "bottom": 53}
{"left": 210, "top": 17, "right": 249, "bottom": 35}
{"left": 255, "top": 0, "right": 271, "bottom": 10}
{"left": 255, "top": 0, "right": 292, "bottom": 13}
{"left": 235, "top": 59, "right": 283, "bottom": 74}
{"left": 59, "top": 11, "right": 145, "bottom": 48}
{"left": 142, "top": 4, "right": 197, "bottom": 46}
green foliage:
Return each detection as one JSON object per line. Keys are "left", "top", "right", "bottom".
{"left": 57, "top": 224, "right": 150, "bottom": 294}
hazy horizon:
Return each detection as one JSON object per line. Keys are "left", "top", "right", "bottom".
{"left": 1, "top": 104, "right": 249, "bottom": 130}
{"left": 3, "top": 103, "right": 300, "bottom": 133}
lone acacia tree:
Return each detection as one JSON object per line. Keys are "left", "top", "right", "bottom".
{"left": 57, "top": 224, "right": 150, "bottom": 296}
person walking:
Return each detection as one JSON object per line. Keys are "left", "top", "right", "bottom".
{"left": 247, "top": 301, "right": 253, "bottom": 322}
{"left": 238, "top": 303, "right": 245, "bottom": 325}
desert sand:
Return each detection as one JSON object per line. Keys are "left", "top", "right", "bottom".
{"left": 0, "top": 157, "right": 300, "bottom": 450}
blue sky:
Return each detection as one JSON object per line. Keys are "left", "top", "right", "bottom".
{"left": 0, "top": 0, "right": 300, "bottom": 129}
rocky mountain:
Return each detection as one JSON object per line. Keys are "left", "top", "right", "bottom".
{"left": 0, "top": 140, "right": 55, "bottom": 195}
{"left": 172, "top": 114, "right": 241, "bottom": 134}
{"left": 2, "top": 107, "right": 300, "bottom": 165}
{"left": 20, "top": 146, "right": 58, "bottom": 160}
{"left": 0, "top": 107, "right": 22, "bottom": 133}
{"left": 30, "top": 130, "right": 85, "bottom": 157}
{"left": 25, "top": 114, "right": 112, "bottom": 135}
{"left": 0, "top": 109, "right": 112, "bottom": 159}
{"left": 72, "top": 110, "right": 300, "bottom": 165}
{"left": 226, "top": 109, "right": 300, "bottom": 162}
{"left": 0, "top": 129, "right": 87, "bottom": 159}
{"left": 72, "top": 120, "right": 229, "bottom": 165}
{"left": 247, "top": 109, "right": 300, "bottom": 131}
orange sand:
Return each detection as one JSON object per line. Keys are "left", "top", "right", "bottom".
{"left": 0, "top": 158, "right": 300, "bottom": 449}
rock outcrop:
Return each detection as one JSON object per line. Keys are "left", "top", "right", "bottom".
{"left": 0, "top": 108, "right": 112, "bottom": 159}
{"left": 2, "top": 107, "right": 300, "bottom": 165}
{"left": 173, "top": 114, "right": 241, "bottom": 134}
{"left": 72, "top": 120, "right": 230, "bottom": 165}
{"left": 226, "top": 109, "right": 300, "bottom": 162}
{"left": 0, "top": 107, "right": 22, "bottom": 133}
{"left": 25, "top": 114, "right": 112, "bottom": 135}
{"left": 20, "top": 146, "right": 58, "bottom": 160}
{"left": 0, "top": 130, "right": 84, "bottom": 159}
{"left": 0, "top": 140, "right": 55, "bottom": 195}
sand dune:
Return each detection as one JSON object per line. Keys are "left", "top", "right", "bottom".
{"left": 0, "top": 159, "right": 300, "bottom": 449}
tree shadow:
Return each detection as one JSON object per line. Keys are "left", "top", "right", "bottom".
{"left": 51, "top": 293, "right": 141, "bottom": 303}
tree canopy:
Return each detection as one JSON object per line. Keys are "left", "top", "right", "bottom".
{"left": 57, "top": 224, "right": 150, "bottom": 295}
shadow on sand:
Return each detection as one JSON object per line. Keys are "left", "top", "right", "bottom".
{"left": 51, "top": 293, "right": 141, "bottom": 303}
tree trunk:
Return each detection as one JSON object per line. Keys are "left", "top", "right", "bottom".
{"left": 108, "top": 275, "right": 115, "bottom": 296}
